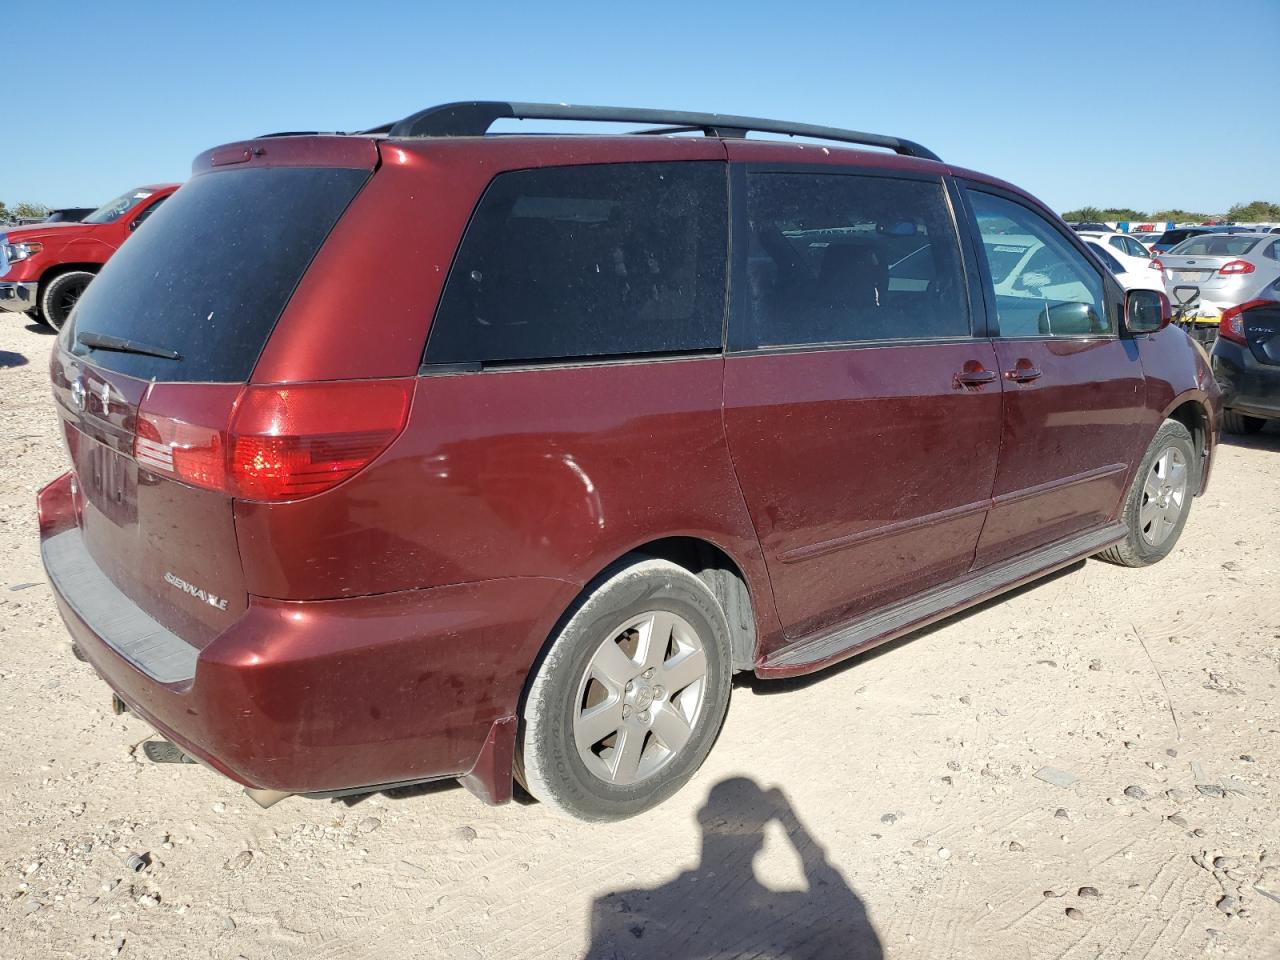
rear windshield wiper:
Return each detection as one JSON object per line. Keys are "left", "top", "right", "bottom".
{"left": 76, "top": 331, "right": 182, "bottom": 361}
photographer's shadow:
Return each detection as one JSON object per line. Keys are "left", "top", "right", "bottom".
{"left": 584, "top": 777, "right": 883, "bottom": 959}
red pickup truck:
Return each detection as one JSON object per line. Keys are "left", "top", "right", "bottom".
{"left": 1, "top": 184, "right": 178, "bottom": 328}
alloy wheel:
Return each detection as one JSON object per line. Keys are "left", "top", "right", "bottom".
{"left": 1139, "top": 446, "right": 1188, "bottom": 547}
{"left": 572, "top": 610, "right": 709, "bottom": 786}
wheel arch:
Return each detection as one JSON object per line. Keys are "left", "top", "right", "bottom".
{"left": 621, "top": 536, "right": 759, "bottom": 673}
{"left": 38, "top": 262, "right": 101, "bottom": 302}
{"left": 1161, "top": 393, "right": 1213, "bottom": 495}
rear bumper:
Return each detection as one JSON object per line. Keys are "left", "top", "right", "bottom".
{"left": 1212, "top": 341, "right": 1280, "bottom": 419}
{"left": 0, "top": 280, "right": 38, "bottom": 313}
{"left": 37, "top": 471, "right": 576, "bottom": 801}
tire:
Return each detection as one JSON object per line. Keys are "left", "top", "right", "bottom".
{"left": 518, "top": 556, "right": 733, "bottom": 822}
{"left": 1222, "top": 409, "right": 1266, "bottom": 435}
{"left": 1097, "top": 419, "right": 1197, "bottom": 568}
{"left": 39, "top": 270, "right": 95, "bottom": 330}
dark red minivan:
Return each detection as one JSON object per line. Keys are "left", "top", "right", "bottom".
{"left": 38, "top": 102, "right": 1221, "bottom": 821}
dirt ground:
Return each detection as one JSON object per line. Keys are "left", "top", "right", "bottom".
{"left": 0, "top": 316, "right": 1277, "bottom": 960}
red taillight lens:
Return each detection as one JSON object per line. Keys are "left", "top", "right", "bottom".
{"left": 1149, "top": 257, "right": 1165, "bottom": 275}
{"left": 1218, "top": 305, "right": 1248, "bottom": 345}
{"left": 1218, "top": 259, "right": 1255, "bottom": 276}
{"left": 229, "top": 381, "right": 413, "bottom": 500}
{"left": 134, "top": 380, "right": 413, "bottom": 502}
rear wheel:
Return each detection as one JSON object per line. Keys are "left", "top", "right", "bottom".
{"left": 1097, "top": 419, "right": 1197, "bottom": 568}
{"left": 39, "top": 270, "right": 95, "bottom": 330}
{"left": 518, "top": 557, "right": 732, "bottom": 821}
{"left": 1222, "top": 409, "right": 1266, "bottom": 435}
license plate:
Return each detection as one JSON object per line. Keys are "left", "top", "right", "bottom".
{"left": 1174, "top": 270, "right": 1209, "bottom": 282}
{"left": 76, "top": 435, "right": 136, "bottom": 525}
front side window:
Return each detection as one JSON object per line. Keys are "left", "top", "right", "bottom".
{"left": 969, "top": 191, "right": 1110, "bottom": 338}
{"left": 735, "top": 172, "right": 969, "bottom": 349}
{"left": 130, "top": 195, "right": 167, "bottom": 230}
{"left": 426, "top": 162, "right": 727, "bottom": 366}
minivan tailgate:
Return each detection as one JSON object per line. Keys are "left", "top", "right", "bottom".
{"left": 51, "top": 352, "right": 246, "bottom": 650}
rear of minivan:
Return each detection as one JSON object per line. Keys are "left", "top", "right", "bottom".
{"left": 38, "top": 135, "right": 586, "bottom": 802}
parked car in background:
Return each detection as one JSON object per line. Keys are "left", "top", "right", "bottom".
{"left": 43, "top": 208, "right": 95, "bottom": 224}
{"left": 0, "top": 184, "right": 179, "bottom": 328}
{"left": 1076, "top": 230, "right": 1167, "bottom": 287}
{"left": 1135, "top": 233, "right": 1163, "bottom": 250}
{"left": 1085, "top": 240, "right": 1166, "bottom": 293}
{"left": 1069, "top": 221, "right": 1111, "bottom": 232}
{"left": 37, "top": 101, "right": 1220, "bottom": 822}
{"left": 1152, "top": 226, "right": 1253, "bottom": 254}
{"left": 1160, "top": 232, "right": 1280, "bottom": 320}
{"left": 1212, "top": 282, "right": 1280, "bottom": 433}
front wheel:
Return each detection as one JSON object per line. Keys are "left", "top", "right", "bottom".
{"left": 518, "top": 557, "right": 733, "bottom": 821}
{"left": 1097, "top": 419, "right": 1197, "bottom": 568}
{"left": 1222, "top": 410, "right": 1266, "bottom": 435}
{"left": 39, "top": 270, "right": 95, "bottom": 330}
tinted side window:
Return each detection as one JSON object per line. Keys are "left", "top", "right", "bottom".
{"left": 1086, "top": 241, "right": 1124, "bottom": 274}
{"left": 1122, "top": 236, "right": 1149, "bottom": 258}
{"left": 130, "top": 195, "right": 167, "bottom": 230}
{"left": 426, "top": 162, "right": 727, "bottom": 366}
{"left": 968, "top": 191, "right": 1111, "bottom": 338}
{"left": 736, "top": 173, "right": 969, "bottom": 348}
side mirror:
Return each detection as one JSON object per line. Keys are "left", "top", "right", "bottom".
{"left": 1125, "top": 289, "right": 1171, "bottom": 334}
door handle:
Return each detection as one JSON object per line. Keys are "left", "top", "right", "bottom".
{"left": 1005, "top": 362, "right": 1043, "bottom": 384}
{"left": 954, "top": 367, "right": 997, "bottom": 387}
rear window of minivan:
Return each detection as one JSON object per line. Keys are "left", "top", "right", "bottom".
{"left": 66, "top": 166, "right": 369, "bottom": 382}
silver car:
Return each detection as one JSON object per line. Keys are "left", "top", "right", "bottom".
{"left": 1161, "top": 232, "right": 1280, "bottom": 319}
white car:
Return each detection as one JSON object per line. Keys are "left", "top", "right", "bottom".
{"left": 1076, "top": 230, "right": 1167, "bottom": 288}
{"left": 1084, "top": 240, "right": 1167, "bottom": 293}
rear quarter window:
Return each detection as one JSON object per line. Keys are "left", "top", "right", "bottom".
{"left": 66, "top": 166, "right": 370, "bottom": 382}
{"left": 425, "top": 161, "right": 728, "bottom": 366}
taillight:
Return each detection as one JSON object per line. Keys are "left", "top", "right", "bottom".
{"left": 1149, "top": 258, "right": 1165, "bottom": 276}
{"left": 135, "top": 380, "right": 413, "bottom": 502}
{"left": 1218, "top": 300, "right": 1270, "bottom": 346}
{"left": 1218, "top": 260, "right": 1255, "bottom": 276}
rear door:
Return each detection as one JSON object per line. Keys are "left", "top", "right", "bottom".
{"left": 51, "top": 149, "right": 376, "bottom": 649}
{"left": 962, "top": 188, "right": 1148, "bottom": 568}
{"left": 722, "top": 162, "right": 1002, "bottom": 638}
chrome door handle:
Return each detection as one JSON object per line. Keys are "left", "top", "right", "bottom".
{"left": 954, "top": 368, "right": 997, "bottom": 386}
{"left": 1006, "top": 365, "right": 1043, "bottom": 383}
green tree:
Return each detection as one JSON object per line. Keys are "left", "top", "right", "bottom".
{"left": 1150, "top": 209, "right": 1208, "bottom": 222}
{"left": 1226, "top": 200, "right": 1280, "bottom": 222}
{"left": 1097, "top": 208, "right": 1146, "bottom": 221}
{"left": 1062, "top": 206, "right": 1104, "bottom": 222}
{"left": 11, "top": 201, "right": 50, "bottom": 219}
{"left": 0, "top": 200, "right": 9, "bottom": 221}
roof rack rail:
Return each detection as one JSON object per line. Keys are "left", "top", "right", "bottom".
{"left": 381, "top": 101, "right": 942, "bottom": 162}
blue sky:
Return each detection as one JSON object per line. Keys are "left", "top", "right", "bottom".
{"left": 7, "top": 0, "right": 1277, "bottom": 214}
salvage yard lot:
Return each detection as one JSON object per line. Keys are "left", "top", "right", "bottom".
{"left": 0, "top": 317, "right": 1277, "bottom": 959}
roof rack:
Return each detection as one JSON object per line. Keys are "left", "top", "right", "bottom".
{"left": 375, "top": 101, "right": 942, "bottom": 162}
